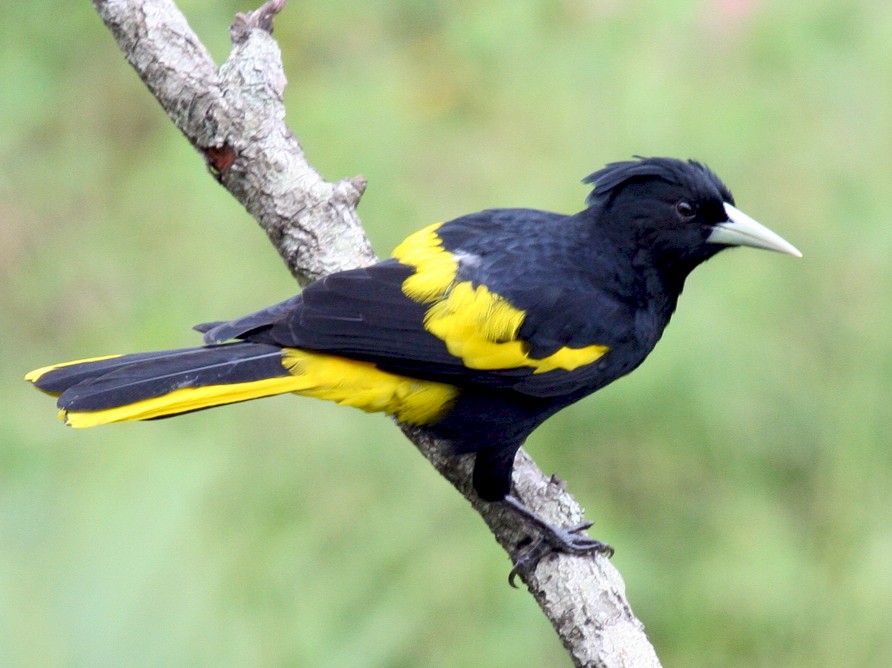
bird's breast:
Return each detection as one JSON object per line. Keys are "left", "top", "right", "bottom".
{"left": 632, "top": 300, "right": 673, "bottom": 358}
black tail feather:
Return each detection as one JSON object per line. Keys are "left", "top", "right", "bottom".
{"left": 29, "top": 342, "right": 288, "bottom": 412}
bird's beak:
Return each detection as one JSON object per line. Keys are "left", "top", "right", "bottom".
{"left": 708, "top": 203, "right": 802, "bottom": 257}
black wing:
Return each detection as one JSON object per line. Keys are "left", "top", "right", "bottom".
{"left": 199, "top": 215, "right": 633, "bottom": 398}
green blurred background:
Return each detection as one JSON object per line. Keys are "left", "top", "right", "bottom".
{"left": 3, "top": 1, "right": 891, "bottom": 665}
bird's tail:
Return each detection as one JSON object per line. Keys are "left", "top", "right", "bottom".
{"left": 25, "top": 342, "right": 307, "bottom": 428}
{"left": 26, "top": 342, "right": 459, "bottom": 428}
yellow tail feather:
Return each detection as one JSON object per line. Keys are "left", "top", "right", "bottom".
{"left": 62, "top": 348, "right": 459, "bottom": 428}
{"left": 25, "top": 354, "right": 124, "bottom": 391}
{"left": 63, "top": 375, "right": 310, "bottom": 428}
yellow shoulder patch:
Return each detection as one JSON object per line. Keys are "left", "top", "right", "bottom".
{"left": 423, "top": 281, "right": 608, "bottom": 373}
{"left": 392, "top": 224, "right": 609, "bottom": 374}
{"left": 392, "top": 223, "right": 458, "bottom": 303}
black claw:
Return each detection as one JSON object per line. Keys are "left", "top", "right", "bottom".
{"left": 569, "top": 520, "right": 595, "bottom": 533}
{"left": 545, "top": 523, "right": 614, "bottom": 557}
{"left": 502, "top": 494, "right": 614, "bottom": 586}
{"left": 508, "top": 531, "right": 614, "bottom": 587}
{"left": 509, "top": 537, "right": 549, "bottom": 588}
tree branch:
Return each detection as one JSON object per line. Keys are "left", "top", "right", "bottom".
{"left": 91, "top": 1, "right": 660, "bottom": 665}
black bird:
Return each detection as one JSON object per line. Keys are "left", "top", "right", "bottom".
{"left": 27, "top": 157, "right": 800, "bottom": 567}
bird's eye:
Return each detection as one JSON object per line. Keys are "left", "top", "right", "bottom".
{"left": 675, "top": 200, "right": 696, "bottom": 221}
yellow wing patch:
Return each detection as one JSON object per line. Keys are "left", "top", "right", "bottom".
{"left": 392, "top": 224, "right": 609, "bottom": 374}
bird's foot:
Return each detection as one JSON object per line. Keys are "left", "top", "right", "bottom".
{"left": 503, "top": 494, "right": 613, "bottom": 588}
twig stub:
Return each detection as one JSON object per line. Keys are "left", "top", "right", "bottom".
{"left": 231, "top": 0, "right": 288, "bottom": 42}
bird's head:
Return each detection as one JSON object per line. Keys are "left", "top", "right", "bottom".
{"left": 583, "top": 157, "right": 801, "bottom": 274}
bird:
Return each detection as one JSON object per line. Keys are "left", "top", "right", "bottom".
{"left": 26, "top": 157, "right": 800, "bottom": 570}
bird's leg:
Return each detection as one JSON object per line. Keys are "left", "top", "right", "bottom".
{"left": 503, "top": 493, "right": 613, "bottom": 587}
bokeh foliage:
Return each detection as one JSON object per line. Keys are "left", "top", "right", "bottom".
{"left": 3, "top": 1, "right": 891, "bottom": 665}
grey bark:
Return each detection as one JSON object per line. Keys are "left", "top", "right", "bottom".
{"left": 91, "top": 1, "right": 661, "bottom": 665}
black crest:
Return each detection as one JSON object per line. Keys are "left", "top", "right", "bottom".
{"left": 583, "top": 156, "right": 733, "bottom": 207}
